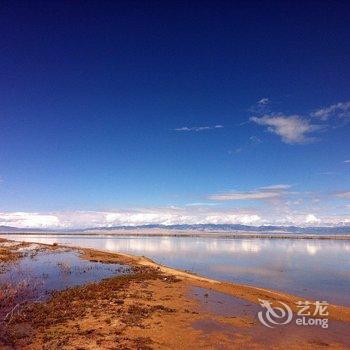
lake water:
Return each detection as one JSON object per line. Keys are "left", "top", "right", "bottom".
{"left": 1, "top": 234, "right": 350, "bottom": 306}
{"left": 0, "top": 242, "right": 129, "bottom": 321}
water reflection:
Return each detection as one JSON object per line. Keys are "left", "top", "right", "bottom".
{"left": 0, "top": 248, "right": 128, "bottom": 321}
{"left": 1, "top": 234, "right": 349, "bottom": 306}
{"left": 306, "top": 243, "right": 319, "bottom": 255}
{"left": 104, "top": 237, "right": 263, "bottom": 254}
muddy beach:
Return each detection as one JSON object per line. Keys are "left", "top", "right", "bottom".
{"left": 0, "top": 238, "right": 349, "bottom": 349}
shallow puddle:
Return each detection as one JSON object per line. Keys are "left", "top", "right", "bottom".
{"left": 191, "top": 286, "right": 260, "bottom": 318}
{"left": 0, "top": 247, "right": 130, "bottom": 321}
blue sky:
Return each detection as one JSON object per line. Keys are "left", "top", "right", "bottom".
{"left": 0, "top": 1, "right": 349, "bottom": 228}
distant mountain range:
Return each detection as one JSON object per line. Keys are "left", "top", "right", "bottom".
{"left": 1, "top": 224, "right": 350, "bottom": 234}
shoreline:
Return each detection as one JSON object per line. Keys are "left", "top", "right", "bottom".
{"left": 80, "top": 245, "right": 350, "bottom": 322}
{"left": 3, "top": 237, "right": 350, "bottom": 322}
{"left": 2, "top": 231, "right": 350, "bottom": 240}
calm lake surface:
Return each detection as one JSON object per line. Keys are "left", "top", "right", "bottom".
{"left": 1, "top": 234, "right": 350, "bottom": 306}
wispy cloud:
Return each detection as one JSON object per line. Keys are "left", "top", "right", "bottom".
{"left": 250, "top": 114, "right": 321, "bottom": 144}
{"left": 174, "top": 125, "right": 223, "bottom": 132}
{"left": 208, "top": 184, "right": 291, "bottom": 201}
{"left": 249, "top": 100, "right": 350, "bottom": 144}
{"left": 249, "top": 135, "right": 262, "bottom": 144}
{"left": 320, "top": 171, "right": 338, "bottom": 176}
{"left": 312, "top": 101, "right": 350, "bottom": 121}
{"left": 344, "top": 160, "right": 350, "bottom": 164}
{"left": 185, "top": 202, "right": 219, "bottom": 207}
{"left": 209, "top": 191, "right": 280, "bottom": 201}
{"left": 334, "top": 191, "right": 350, "bottom": 199}
{"left": 257, "top": 97, "right": 269, "bottom": 105}
{"left": 259, "top": 184, "right": 292, "bottom": 190}
{"left": 249, "top": 98, "right": 271, "bottom": 114}
{"left": 230, "top": 135, "right": 262, "bottom": 154}
{"left": 232, "top": 147, "right": 243, "bottom": 154}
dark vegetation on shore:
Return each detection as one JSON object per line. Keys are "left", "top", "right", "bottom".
{"left": 1, "top": 267, "right": 178, "bottom": 349}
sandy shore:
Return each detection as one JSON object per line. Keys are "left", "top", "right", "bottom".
{"left": 1, "top": 238, "right": 349, "bottom": 349}
{"left": 80, "top": 247, "right": 350, "bottom": 322}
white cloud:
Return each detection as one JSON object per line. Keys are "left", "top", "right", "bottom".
{"left": 185, "top": 202, "right": 219, "bottom": 206}
{"left": 174, "top": 125, "right": 223, "bottom": 132}
{"left": 250, "top": 114, "right": 320, "bottom": 144}
{"left": 312, "top": 101, "right": 350, "bottom": 121}
{"left": 248, "top": 100, "right": 350, "bottom": 145}
{"left": 334, "top": 191, "right": 350, "bottom": 199}
{"left": 259, "top": 184, "right": 292, "bottom": 191}
{"left": 102, "top": 208, "right": 262, "bottom": 226}
{"left": 305, "top": 214, "right": 320, "bottom": 224}
{"left": 0, "top": 204, "right": 349, "bottom": 229}
{"left": 0, "top": 187, "right": 349, "bottom": 230}
{"left": 209, "top": 191, "right": 281, "bottom": 201}
{"left": 257, "top": 97, "right": 269, "bottom": 105}
{"left": 344, "top": 160, "right": 350, "bottom": 164}
{"left": 0, "top": 208, "right": 262, "bottom": 229}
{"left": 0, "top": 212, "right": 60, "bottom": 228}
{"left": 208, "top": 184, "right": 291, "bottom": 201}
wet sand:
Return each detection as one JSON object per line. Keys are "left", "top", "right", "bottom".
{"left": 0, "top": 238, "right": 349, "bottom": 349}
